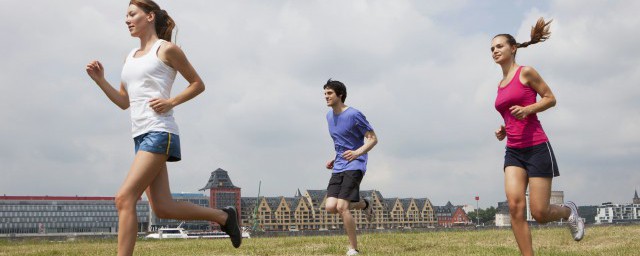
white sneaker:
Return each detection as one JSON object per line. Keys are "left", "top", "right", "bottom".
{"left": 564, "top": 201, "right": 585, "bottom": 241}
{"left": 363, "top": 198, "right": 374, "bottom": 222}
{"left": 346, "top": 248, "right": 360, "bottom": 256}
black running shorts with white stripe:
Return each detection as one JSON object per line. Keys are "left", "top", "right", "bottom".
{"left": 504, "top": 141, "right": 559, "bottom": 177}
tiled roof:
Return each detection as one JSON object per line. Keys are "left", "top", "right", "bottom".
{"left": 400, "top": 198, "right": 412, "bottom": 210}
{"left": 383, "top": 198, "right": 398, "bottom": 212}
{"left": 265, "top": 197, "right": 282, "bottom": 211}
{"left": 199, "top": 168, "right": 240, "bottom": 190}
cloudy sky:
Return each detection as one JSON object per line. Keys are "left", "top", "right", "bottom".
{"left": 1, "top": 0, "right": 638, "bottom": 209}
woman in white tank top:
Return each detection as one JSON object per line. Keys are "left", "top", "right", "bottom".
{"left": 86, "top": 1, "right": 241, "bottom": 255}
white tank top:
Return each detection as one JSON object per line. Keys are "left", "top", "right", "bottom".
{"left": 121, "top": 39, "right": 179, "bottom": 137}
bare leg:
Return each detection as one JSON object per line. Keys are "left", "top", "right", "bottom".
{"left": 349, "top": 199, "right": 366, "bottom": 210}
{"left": 528, "top": 177, "right": 571, "bottom": 223}
{"left": 145, "top": 163, "right": 228, "bottom": 224}
{"left": 504, "top": 166, "right": 533, "bottom": 256}
{"left": 337, "top": 199, "right": 358, "bottom": 250}
{"left": 116, "top": 151, "right": 231, "bottom": 256}
{"left": 115, "top": 151, "right": 167, "bottom": 256}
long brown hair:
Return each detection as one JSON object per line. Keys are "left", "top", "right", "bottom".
{"left": 129, "top": 0, "right": 175, "bottom": 42}
{"left": 494, "top": 17, "right": 552, "bottom": 57}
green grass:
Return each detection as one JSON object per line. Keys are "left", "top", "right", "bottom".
{"left": 1, "top": 225, "right": 638, "bottom": 255}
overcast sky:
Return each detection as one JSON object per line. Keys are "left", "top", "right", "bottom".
{"left": 1, "top": 0, "right": 638, "bottom": 209}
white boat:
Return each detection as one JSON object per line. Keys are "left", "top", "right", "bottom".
{"left": 145, "top": 224, "right": 250, "bottom": 239}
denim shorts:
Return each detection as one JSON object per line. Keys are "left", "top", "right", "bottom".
{"left": 504, "top": 141, "right": 559, "bottom": 177}
{"left": 134, "top": 131, "right": 181, "bottom": 162}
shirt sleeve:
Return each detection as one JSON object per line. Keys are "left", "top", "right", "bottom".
{"left": 353, "top": 110, "right": 374, "bottom": 134}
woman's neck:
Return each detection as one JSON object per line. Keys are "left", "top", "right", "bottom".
{"left": 500, "top": 61, "right": 518, "bottom": 78}
{"left": 138, "top": 31, "right": 160, "bottom": 51}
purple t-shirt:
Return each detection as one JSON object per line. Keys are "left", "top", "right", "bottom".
{"left": 327, "top": 107, "right": 374, "bottom": 173}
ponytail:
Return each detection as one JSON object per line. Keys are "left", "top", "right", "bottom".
{"left": 129, "top": 0, "right": 176, "bottom": 42}
{"left": 153, "top": 9, "right": 175, "bottom": 42}
{"left": 517, "top": 17, "right": 552, "bottom": 48}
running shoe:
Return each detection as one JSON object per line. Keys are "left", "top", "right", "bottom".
{"left": 346, "top": 248, "right": 360, "bottom": 256}
{"left": 564, "top": 201, "right": 585, "bottom": 241}
{"left": 363, "top": 198, "right": 374, "bottom": 222}
{"left": 220, "top": 206, "right": 242, "bottom": 248}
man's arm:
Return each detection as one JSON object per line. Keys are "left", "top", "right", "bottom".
{"left": 342, "top": 130, "right": 378, "bottom": 161}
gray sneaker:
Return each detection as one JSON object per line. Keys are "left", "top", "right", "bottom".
{"left": 564, "top": 201, "right": 585, "bottom": 241}
{"left": 363, "top": 198, "right": 374, "bottom": 222}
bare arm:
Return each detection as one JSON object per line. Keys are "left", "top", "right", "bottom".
{"left": 342, "top": 130, "right": 378, "bottom": 161}
{"left": 86, "top": 61, "right": 130, "bottom": 110}
{"left": 509, "top": 66, "right": 556, "bottom": 119}
{"left": 149, "top": 43, "right": 205, "bottom": 114}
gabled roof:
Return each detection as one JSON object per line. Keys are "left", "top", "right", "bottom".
{"left": 305, "top": 190, "right": 327, "bottom": 205}
{"left": 199, "top": 168, "right": 240, "bottom": 190}
{"left": 383, "top": 198, "right": 398, "bottom": 212}
{"left": 265, "top": 197, "right": 282, "bottom": 211}
{"left": 434, "top": 205, "right": 452, "bottom": 214}
{"left": 284, "top": 197, "right": 299, "bottom": 210}
{"left": 400, "top": 198, "right": 413, "bottom": 210}
{"left": 415, "top": 198, "right": 432, "bottom": 210}
{"left": 241, "top": 197, "right": 259, "bottom": 210}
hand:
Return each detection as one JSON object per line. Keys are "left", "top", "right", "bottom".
{"left": 495, "top": 125, "right": 506, "bottom": 141}
{"left": 326, "top": 159, "right": 334, "bottom": 169}
{"left": 509, "top": 105, "right": 531, "bottom": 120}
{"left": 149, "top": 98, "right": 175, "bottom": 114}
{"left": 341, "top": 150, "right": 361, "bottom": 162}
{"left": 86, "top": 60, "right": 105, "bottom": 83}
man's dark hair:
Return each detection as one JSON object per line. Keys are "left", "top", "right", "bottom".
{"left": 323, "top": 79, "right": 347, "bottom": 103}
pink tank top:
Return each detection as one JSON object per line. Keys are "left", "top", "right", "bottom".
{"left": 495, "top": 66, "right": 548, "bottom": 148}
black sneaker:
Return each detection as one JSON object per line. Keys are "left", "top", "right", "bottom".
{"left": 220, "top": 206, "right": 242, "bottom": 248}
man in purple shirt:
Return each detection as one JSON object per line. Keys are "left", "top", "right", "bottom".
{"left": 323, "top": 79, "right": 378, "bottom": 256}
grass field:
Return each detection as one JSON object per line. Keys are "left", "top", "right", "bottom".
{"left": 1, "top": 225, "right": 638, "bottom": 256}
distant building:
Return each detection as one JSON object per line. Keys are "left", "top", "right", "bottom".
{"left": 434, "top": 201, "right": 471, "bottom": 227}
{"left": 0, "top": 195, "right": 148, "bottom": 234}
{"left": 200, "top": 168, "right": 241, "bottom": 229}
{"left": 595, "top": 203, "right": 640, "bottom": 224}
{"left": 240, "top": 189, "right": 437, "bottom": 231}
{"left": 495, "top": 201, "right": 511, "bottom": 227}
{"left": 595, "top": 190, "right": 640, "bottom": 224}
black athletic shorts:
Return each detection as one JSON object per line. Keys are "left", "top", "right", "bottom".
{"left": 326, "top": 170, "right": 364, "bottom": 202}
{"left": 504, "top": 141, "right": 559, "bottom": 178}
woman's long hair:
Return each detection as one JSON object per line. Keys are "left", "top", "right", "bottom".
{"left": 129, "top": 0, "right": 175, "bottom": 42}
{"left": 494, "top": 17, "right": 552, "bottom": 57}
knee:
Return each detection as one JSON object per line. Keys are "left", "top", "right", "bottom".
{"left": 336, "top": 204, "right": 349, "bottom": 214}
{"left": 530, "top": 207, "right": 550, "bottom": 223}
{"left": 507, "top": 200, "right": 526, "bottom": 220}
{"left": 114, "top": 193, "right": 137, "bottom": 212}
{"left": 326, "top": 205, "right": 337, "bottom": 214}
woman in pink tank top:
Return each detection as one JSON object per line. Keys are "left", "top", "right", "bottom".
{"left": 86, "top": 1, "right": 241, "bottom": 255}
{"left": 492, "top": 18, "right": 584, "bottom": 255}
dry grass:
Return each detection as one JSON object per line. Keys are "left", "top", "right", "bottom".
{"left": 0, "top": 225, "right": 638, "bottom": 255}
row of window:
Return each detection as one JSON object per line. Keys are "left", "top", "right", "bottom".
{"left": 0, "top": 204, "right": 147, "bottom": 212}
{"left": 0, "top": 221, "right": 123, "bottom": 229}
{"left": 0, "top": 211, "right": 124, "bottom": 217}
{"left": 1, "top": 216, "right": 147, "bottom": 224}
